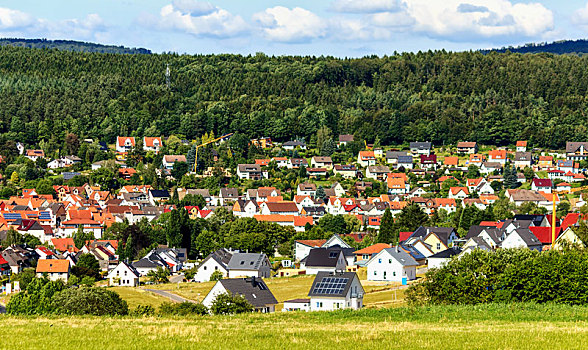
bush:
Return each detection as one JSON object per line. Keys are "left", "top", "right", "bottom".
{"left": 131, "top": 304, "right": 155, "bottom": 317}
{"left": 158, "top": 302, "right": 208, "bottom": 316}
{"left": 210, "top": 293, "right": 253, "bottom": 315}
{"left": 6, "top": 278, "right": 64, "bottom": 315}
{"left": 407, "top": 249, "right": 588, "bottom": 306}
{"left": 52, "top": 287, "right": 128, "bottom": 316}
{"left": 209, "top": 270, "right": 224, "bottom": 282}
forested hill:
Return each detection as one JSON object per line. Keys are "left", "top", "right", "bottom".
{"left": 481, "top": 39, "right": 588, "bottom": 55}
{"left": 1, "top": 46, "right": 588, "bottom": 157}
{"left": 0, "top": 38, "right": 150, "bottom": 54}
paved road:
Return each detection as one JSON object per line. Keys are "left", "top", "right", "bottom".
{"left": 169, "top": 274, "right": 185, "bottom": 284}
{"left": 144, "top": 288, "right": 195, "bottom": 303}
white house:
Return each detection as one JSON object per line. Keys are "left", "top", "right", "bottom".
{"left": 116, "top": 137, "right": 135, "bottom": 153}
{"left": 193, "top": 249, "right": 232, "bottom": 282}
{"left": 427, "top": 247, "right": 462, "bottom": 269}
{"left": 226, "top": 253, "right": 272, "bottom": 279}
{"left": 357, "top": 151, "right": 376, "bottom": 167}
{"left": 36, "top": 259, "right": 70, "bottom": 282}
{"left": 500, "top": 229, "right": 542, "bottom": 251}
{"left": 162, "top": 155, "right": 187, "bottom": 170}
{"left": 202, "top": 277, "right": 278, "bottom": 313}
{"left": 283, "top": 299, "right": 311, "bottom": 312}
{"left": 366, "top": 247, "right": 418, "bottom": 284}
{"left": 107, "top": 261, "right": 140, "bottom": 287}
{"left": 301, "top": 248, "right": 347, "bottom": 275}
{"left": 143, "top": 137, "right": 162, "bottom": 153}
{"left": 308, "top": 271, "right": 364, "bottom": 311}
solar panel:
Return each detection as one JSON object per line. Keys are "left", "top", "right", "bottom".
{"left": 311, "top": 277, "right": 349, "bottom": 295}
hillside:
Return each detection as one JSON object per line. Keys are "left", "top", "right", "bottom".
{"left": 481, "top": 39, "right": 588, "bottom": 55}
{"left": 0, "top": 38, "right": 150, "bottom": 54}
{"left": 2, "top": 304, "right": 588, "bottom": 349}
{"left": 1, "top": 45, "right": 588, "bottom": 160}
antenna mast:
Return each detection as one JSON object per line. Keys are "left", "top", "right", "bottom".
{"left": 166, "top": 64, "right": 171, "bottom": 89}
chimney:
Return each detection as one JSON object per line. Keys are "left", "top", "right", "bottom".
{"left": 396, "top": 245, "right": 400, "bottom": 253}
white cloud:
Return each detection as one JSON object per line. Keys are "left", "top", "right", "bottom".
{"left": 0, "top": 7, "right": 36, "bottom": 30}
{"left": 253, "top": 7, "right": 327, "bottom": 43}
{"left": 330, "top": 0, "right": 403, "bottom": 14}
{"left": 403, "top": 0, "right": 554, "bottom": 41}
{"left": 572, "top": 2, "right": 588, "bottom": 29}
{"left": 157, "top": 1, "right": 248, "bottom": 38}
{"left": 0, "top": 8, "right": 107, "bottom": 41}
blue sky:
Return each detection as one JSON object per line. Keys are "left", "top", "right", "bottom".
{"left": 2, "top": 0, "right": 588, "bottom": 56}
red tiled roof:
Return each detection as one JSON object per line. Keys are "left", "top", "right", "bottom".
{"left": 399, "top": 231, "right": 413, "bottom": 242}
{"left": 296, "top": 239, "right": 326, "bottom": 247}
{"left": 530, "top": 226, "right": 562, "bottom": 244}
{"left": 353, "top": 243, "right": 390, "bottom": 255}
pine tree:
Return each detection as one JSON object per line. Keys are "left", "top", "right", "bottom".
{"left": 377, "top": 209, "right": 396, "bottom": 244}
{"left": 316, "top": 186, "right": 326, "bottom": 199}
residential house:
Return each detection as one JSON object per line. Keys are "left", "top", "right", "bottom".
{"left": 311, "top": 156, "right": 333, "bottom": 170}
{"left": 500, "top": 228, "right": 542, "bottom": 251}
{"left": 194, "top": 248, "right": 233, "bottom": 282}
{"left": 338, "top": 134, "right": 354, "bottom": 147}
{"left": 227, "top": 253, "right": 272, "bottom": 279}
{"left": 333, "top": 164, "right": 358, "bottom": 179}
{"left": 357, "top": 151, "right": 376, "bottom": 167}
{"left": 566, "top": 142, "right": 588, "bottom": 161}
{"left": 250, "top": 137, "right": 273, "bottom": 149}
{"left": 410, "top": 142, "right": 432, "bottom": 155}
{"left": 353, "top": 243, "right": 391, "bottom": 266}
{"left": 143, "top": 137, "right": 162, "bottom": 153}
{"left": 406, "top": 226, "right": 459, "bottom": 254}
{"left": 557, "top": 160, "right": 577, "bottom": 174}
{"left": 259, "top": 202, "right": 299, "bottom": 216}
{"left": 427, "top": 247, "right": 462, "bottom": 269}
{"left": 283, "top": 141, "right": 307, "bottom": 150}
{"left": 36, "top": 259, "right": 70, "bottom": 282}
{"left": 457, "top": 141, "right": 478, "bottom": 154}
{"left": 366, "top": 247, "right": 418, "bottom": 283}
{"left": 203, "top": 277, "right": 278, "bottom": 313}
{"left": 514, "top": 152, "right": 533, "bottom": 169}
{"left": 116, "top": 137, "right": 135, "bottom": 153}
{"left": 294, "top": 239, "right": 327, "bottom": 261}
{"left": 301, "top": 248, "right": 347, "bottom": 274}
{"left": 516, "top": 141, "right": 528, "bottom": 152}
{"left": 397, "top": 156, "right": 414, "bottom": 170}
{"left": 214, "top": 188, "right": 240, "bottom": 206}
{"left": 272, "top": 157, "right": 289, "bottom": 168}
{"left": 468, "top": 153, "right": 485, "bottom": 167}
{"left": 148, "top": 189, "right": 170, "bottom": 205}
{"left": 107, "top": 261, "right": 140, "bottom": 287}
{"left": 538, "top": 156, "right": 553, "bottom": 169}
{"left": 480, "top": 162, "right": 502, "bottom": 174}
{"left": 387, "top": 177, "right": 408, "bottom": 195}
{"left": 162, "top": 155, "right": 187, "bottom": 170}
{"left": 386, "top": 151, "right": 408, "bottom": 165}
{"left": 488, "top": 149, "right": 507, "bottom": 165}
{"left": 236, "top": 164, "right": 266, "bottom": 180}
{"left": 531, "top": 178, "right": 552, "bottom": 193}
{"left": 288, "top": 158, "right": 309, "bottom": 169}
{"left": 297, "top": 183, "right": 317, "bottom": 197}
{"left": 365, "top": 166, "right": 390, "bottom": 181}
{"left": 449, "top": 187, "right": 469, "bottom": 199}
{"left": 420, "top": 154, "right": 437, "bottom": 169}
{"left": 553, "top": 227, "right": 584, "bottom": 250}
{"left": 308, "top": 271, "right": 364, "bottom": 311}
{"left": 444, "top": 156, "right": 459, "bottom": 168}
{"left": 307, "top": 168, "right": 328, "bottom": 178}
{"left": 232, "top": 200, "right": 260, "bottom": 218}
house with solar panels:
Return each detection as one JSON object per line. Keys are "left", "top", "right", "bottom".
{"left": 307, "top": 271, "right": 364, "bottom": 311}
{"left": 366, "top": 247, "right": 419, "bottom": 284}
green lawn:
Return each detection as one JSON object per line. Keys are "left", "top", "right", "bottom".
{"left": 2, "top": 304, "right": 588, "bottom": 349}
{"left": 109, "top": 287, "right": 170, "bottom": 309}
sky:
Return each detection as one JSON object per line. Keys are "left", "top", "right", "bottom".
{"left": 2, "top": 0, "right": 588, "bottom": 56}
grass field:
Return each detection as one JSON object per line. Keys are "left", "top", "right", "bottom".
{"left": 110, "top": 287, "right": 170, "bottom": 309}
{"left": 2, "top": 304, "right": 588, "bottom": 349}
{"left": 141, "top": 274, "right": 406, "bottom": 310}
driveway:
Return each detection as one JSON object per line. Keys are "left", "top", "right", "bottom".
{"left": 144, "top": 288, "right": 195, "bottom": 303}
{"left": 169, "top": 274, "right": 185, "bottom": 284}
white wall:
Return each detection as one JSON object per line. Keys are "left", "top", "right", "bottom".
{"left": 194, "top": 258, "right": 227, "bottom": 282}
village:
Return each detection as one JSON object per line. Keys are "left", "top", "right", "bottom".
{"left": 1, "top": 135, "right": 588, "bottom": 312}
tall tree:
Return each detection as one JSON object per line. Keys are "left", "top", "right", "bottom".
{"left": 377, "top": 209, "right": 396, "bottom": 244}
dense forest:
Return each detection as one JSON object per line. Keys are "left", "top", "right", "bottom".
{"left": 0, "top": 38, "right": 150, "bottom": 54}
{"left": 482, "top": 39, "right": 588, "bottom": 55}
{"left": 1, "top": 45, "right": 588, "bottom": 157}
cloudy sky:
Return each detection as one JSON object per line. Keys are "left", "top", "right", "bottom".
{"left": 2, "top": 0, "right": 588, "bottom": 56}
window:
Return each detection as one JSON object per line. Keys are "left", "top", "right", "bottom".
{"left": 374, "top": 271, "right": 377, "bottom": 275}
{"left": 204, "top": 266, "right": 207, "bottom": 270}
{"left": 388, "top": 259, "right": 392, "bottom": 264}
{"left": 316, "top": 302, "right": 323, "bottom": 308}
{"left": 437, "top": 243, "right": 441, "bottom": 250}
{"left": 214, "top": 266, "right": 218, "bottom": 270}
{"left": 393, "top": 271, "right": 396, "bottom": 276}
{"left": 240, "top": 261, "right": 245, "bottom": 265}
{"left": 378, "top": 258, "right": 382, "bottom": 263}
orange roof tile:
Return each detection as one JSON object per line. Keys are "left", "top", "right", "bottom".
{"left": 36, "top": 259, "right": 69, "bottom": 273}
{"left": 353, "top": 243, "right": 391, "bottom": 255}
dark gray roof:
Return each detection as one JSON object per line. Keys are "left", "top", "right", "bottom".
{"left": 220, "top": 188, "right": 239, "bottom": 198}
{"left": 411, "top": 226, "right": 456, "bottom": 246}
{"left": 199, "top": 248, "right": 233, "bottom": 270}
{"left": 219, "top": 277, "right": 278, "bottom": 308}
{"left": 132, "top": 257, "right": 164, "bottom": 269}
{"left": 466, "top": 237, "right": 493, "bottom": 251}
{"left": 381, "top": 248, "right": 419, "bottom": 266}
{"left": 227, "top": 253, "right": 269, "bottom": 271}
{"left": 398, "top": 156, "right": 413, "bottom": 163}
{"left": 149, "top": 189, "right": 170, "bottom": 198}
{"left": 283, "top": 141, "right": 306, "bottom": 147}
{"left": 308, "top": 271, "right": 359, "bottom": 297}
{"left": 513, "top": 215, "right": 544, "bottom": 227}
{"left": 512, "top": 228, "right": 542, "bottom": 247}
{"left": 303, "top": 248, "right": 344, "bottom": 268}
{"left": 410, "top": 142, "right": 432, "bottom": 150}
{"left": 186, "top": 189, "right": 211, "bottom": 198}
{"left": 386, "top": 151, "right": 408, "bottom": 159}
{"left": 566, "top": 142, "right": 588, "bottom": 153}
{"left": 429, "top": 247, "right": 462, "bottom": 259}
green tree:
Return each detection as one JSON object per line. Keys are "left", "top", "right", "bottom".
{"left": 210, "top": 293, "right": 253, "bottom": 315}
{"left": 76, "top": 253, "right": 100, "bottom": 276}
{"left": 147, "top": 267, "right": 170, "bottom": 284}
{"left": 52, "top": 287, "right": 128, "bottom": 316}
{"left": 377, "top": 209, "right": 396, "bottom": 244}
{"left": 3, "top": 228, "right": 23, "bottom": 246}
{"left": 210, "top": 270, "right": 224, "bottom": 281}
{"left": 394, "top": 203, "right": 429, "bottom": 232}
{"left": 73, "top": 228, "right": 95, "bottom": 249}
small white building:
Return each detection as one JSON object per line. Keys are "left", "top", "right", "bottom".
{"left": 107, "top": 261, "right": 140, "bottom": 287}
{"left": 226, "top": 253, "right": 272, "bottom": 279}
{"left": 427, "top": 247, "right": 462, "bottom": 269}
{"left": 500, "top": 229, "right": 542, "bottom": 251}
{"left": 366, "top": 247, "right": 418, "bottom": 283}
{"left": 308, "top": 271, "right": 364, "bottom": 311}
{"left": 36, "top": 259, "right": 70, "bottom": 282}
{"left": 283, "top": 299, "right": 311, "bottom": 312}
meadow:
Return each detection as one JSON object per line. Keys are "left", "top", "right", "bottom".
{"left": 2, "top": 303, "right": 588, "bottom": 349}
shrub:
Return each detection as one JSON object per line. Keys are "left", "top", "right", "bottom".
{"left": 52, "top": 287, "right": 128, "bottom": 316}
{"left": 407, "top": 248, "right": 588, "bottom": 306}
{"left": 158, "top": 302, "right": 208, "bottom": 316}
{"left": 210, "top": 293, "right": 253, "bottom": 315}
{"left": 6, "top": 278, "right": 64, "bottom": 315}
{"left": 131, "top": 304, "right": 155, "bottom": 317}
{"left": 209, "top": 270, "right": 224, "bottom": 282}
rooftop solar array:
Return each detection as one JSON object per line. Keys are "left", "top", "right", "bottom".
{"left": 311, "top": 277, "right": 349, "bottom": 295}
